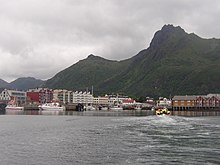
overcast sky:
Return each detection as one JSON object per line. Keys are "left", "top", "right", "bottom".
{"left": 0, "top": 0, "right": 220, "bottom": 82}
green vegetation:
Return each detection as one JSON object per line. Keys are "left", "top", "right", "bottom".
{"left": 45, "top": 25, "right": 220, "bottom": 98}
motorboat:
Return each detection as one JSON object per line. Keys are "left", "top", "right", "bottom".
{"left": 38, "top": 102, "right": 65, "bottom": 111}
{"left": 156, "top": 107, "right": 171, "bottom": 116}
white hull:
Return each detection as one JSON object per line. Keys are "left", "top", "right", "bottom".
{"left": 39, "top": 106, "right": 64, "bottom": 111}
{"left": 101, "top": 107, "right": 108, "bottom": 111}
{"left": 38, "top": 103, "right": 65, "bottom": 111}
{"left": 85, "top": 106, "right": 96, "bottom": 111}
{"left": 6, "top": 106, "right": 24, "bottom": 111}
{"left": 110, "top": 107, "right": 123, "bottom": 111}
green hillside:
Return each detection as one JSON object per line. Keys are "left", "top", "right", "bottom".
{"left": 45, "top": 25, "right": 220, "bottom": 98}
{"left": 45, "top": 54, "right": 131, "bottom": 92}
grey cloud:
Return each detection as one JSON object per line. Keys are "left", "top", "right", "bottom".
{"left": 0, "top": 0, "right": 220, "bottom": 82}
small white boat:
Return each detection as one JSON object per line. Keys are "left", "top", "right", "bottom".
{"left": 101, "top": 107, "right": 108, "bottom": 111}
{"left": 38, "top": 102, "right": 65, "bottom": 111}
{"left": 5, "top": 97, "right": 24, "bottom": 111}
{"left": 85, "top": 105, "right": 96, "bottom": 111}
{"left": 5, "top": 104, "right": 24, "bottom": 111}
{"left": 109, "top": 106, "right": 123, "bottom": 111}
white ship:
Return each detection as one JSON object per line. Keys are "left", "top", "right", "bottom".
{"left": 38, "top": 102, "right": 65, "bottom": 111}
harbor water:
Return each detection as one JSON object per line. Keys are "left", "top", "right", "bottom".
{"left": 0, "top": 113, "right": 219, "bottom": 164}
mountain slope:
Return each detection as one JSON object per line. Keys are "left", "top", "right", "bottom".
{"left": 102, "top": 25, "right": 220, "bottom": 97}
{"left": 45, "top": 54, "right": 132, "bottom": 91}
{"left": 0, "top": 79, "right": 9, "bottom": 88}
{"left": 45, "top": 25, "right": 220, "bottom": 97}
{"left": 8, "top": 77, "right": 45, "bottom": 91}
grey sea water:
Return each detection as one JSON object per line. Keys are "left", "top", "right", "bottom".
{"left": 0, "top": 114, "right": 219, "bottom": 164}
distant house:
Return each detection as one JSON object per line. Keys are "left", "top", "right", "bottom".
{"left": 122, "top": 99, "right": 136, "bottom": 105}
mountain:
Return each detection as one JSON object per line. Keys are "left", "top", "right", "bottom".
{"left": 45, "top": 24, "right": 220, "bottom": 98}
{"left": 8, "top": 77, "right": 45, "bottom": 91}
{"left": 45, "top": 54, "right": 131, "bottom": 91}
{"left": 0, "top": 79, "right": 9, "bottom": 88}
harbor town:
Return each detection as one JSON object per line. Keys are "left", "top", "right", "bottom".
{"left": 0, "top": 88, "right": 220, "bottom": 116}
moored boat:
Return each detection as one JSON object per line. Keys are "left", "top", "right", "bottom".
{"left": 5, "top": 104, "right": 24, "bottom": 111}
{"left": 85, "top": 105, "right": 96, "bottom": 111}
{"left": 156, "top": 108, "right": 171, "bottom": 116}
{"left": 5, "top": 98, "right": 24, "bottom": 111}
{"left": 100, "top": 107, "right": 108, "bottom": 111}
{"left": 38, "top": 102, "right": 65, "bottom": 111}
{"left": 109, "top": 106, "right": 123, "bottom": 111}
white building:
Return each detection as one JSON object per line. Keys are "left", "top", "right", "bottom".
{"left": 0, "top": 89, "right": 11, "bottom": 102}
{"left": 0, "top": 89, "right": 26, "bottom": 105}
{"left": 106, "top": 94, "right": 130, "bottom": 105}
{"left": 53, "top": 89, "right": 93, "bottom": 105}
{"left": 157, "top": 97, "right": 172, "bottom": 107}
{"left": 93, "top": 96, "right": 109, "bottom": 105}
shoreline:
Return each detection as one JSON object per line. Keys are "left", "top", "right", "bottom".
{"left": 2, "top": 109, "right": 220, "bottom": 117}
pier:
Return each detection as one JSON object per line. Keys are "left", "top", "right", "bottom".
{"left": 171, "top": 110, "right": 220, "bottom": 117}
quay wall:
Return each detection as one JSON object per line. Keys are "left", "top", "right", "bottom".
{"left": 171, "top": 110, "right": 220, "bottom": 117}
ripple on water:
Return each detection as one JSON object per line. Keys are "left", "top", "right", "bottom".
{"left": 0, "top": 115, "right": 219, "bottom": 164}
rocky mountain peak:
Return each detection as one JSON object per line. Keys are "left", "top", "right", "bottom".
{"left": 149, "top": 24, "right": 186, "bottom": 49}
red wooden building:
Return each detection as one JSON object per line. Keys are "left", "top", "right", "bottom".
{"left": 27, "top": 88, "right": 53, "bottom": 104}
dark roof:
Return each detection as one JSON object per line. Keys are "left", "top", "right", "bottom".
{"left": 172, "top": 95, "right": 220, "bottom": 100}
{"left": 172, "top": 95, "right": 197, "bottom": 100}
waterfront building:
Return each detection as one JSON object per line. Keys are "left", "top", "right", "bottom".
{"left": 172, "top": 95, "right": 197, "bottom": 110}
{"left": 0, "top": 88, "right": 11, "bottom": 102}
{"left": 53, "top": 89, "right": 93, "bottom": 105}
{"left": 172, "top": 94, "right": 220, "bottom": 110}
{"left": 0, "top": 88, "right": 26, "bottom": 105}
{"left": 122, "top": 99, "right": 136, "bottom": 105}
{"left": 106, "top": 94, "right": 129, "bottom": 105}
{"left": 53, "top": 89, "right": 69, "bottom": 103}
{"left": 93, "top": 96, "right": 109, "bottom": 106}
{"left": 195, "top": 95, "right": 220, "bottom": 109}
{"left": 145, "top": 97, "right": 155, "bottom": 106}
{"left": 27, "top": 88, "right": 53, "bottom": 104}
{"left": 157, "top": 97, "right": 172, "bottom": 108}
